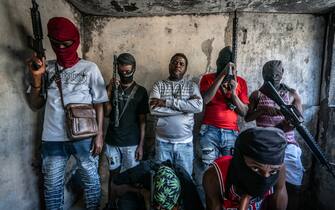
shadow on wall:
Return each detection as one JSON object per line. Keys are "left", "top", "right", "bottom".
{"left": 0, "top": 1, "right": 47, "bottom": 209}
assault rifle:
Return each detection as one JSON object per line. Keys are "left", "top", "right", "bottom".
{"left": 220, "top": 10, "right": 238, "bottom": 110}
{"left": 260, "top": 81, "right": 335, "bottom": 179}
{"left": 223, "top": 10, "right": 238, "bottom": 84}
{"left": 29, "top": 0, "right": 46, "bottom": 97}
{"left": 113, "top": 55, "right": 120, "bottom": 127}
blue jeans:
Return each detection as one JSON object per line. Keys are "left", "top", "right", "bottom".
{"left": 155, "top": 140, "right": 194, "bottom": 176}
{"left": 41, "top": 139, "right": 101, "bottom": 210}
{"left": 199, "top": 124, "right": 238, "bottom": 165}
{"left": 194, "top": 124, "right": 238, "bottom": 206}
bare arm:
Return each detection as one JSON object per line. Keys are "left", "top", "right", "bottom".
{"left": 91, "top": 103, "right": 104, "bottom": 155}
{"left": 276, "top": 89, "right": 303, "bottom": 132}
{"left": 110, "top": 182, "right": 140, "bottom": 202}
{"left": 202, "top": 70, "right": 226, "bottom": 105}
{"left": 103, "top": 79, "right": 114, "bottom": 117}
{"left": 230, "top": 79, "right": 248, "bottom": 116}
{"left": 245, "top": 91, "right": 262, "bottom": 122}
{"left": 265, "top": 166, "right": 287, "bottom": 210}
{"left": 203, "top": 166, "right": 223, "bottom": 210}
{"left": 27, "top": 54, "right": 46, "bottom": 110}
{"left": 135, "top": 114, "right": 146, "bottom": 160}
{"left": 291, "top": 90, "right": 303, "bottom": 114}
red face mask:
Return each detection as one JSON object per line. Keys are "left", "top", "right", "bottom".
{"left": 47, "top": 17, "right": 80, "bottom": 68}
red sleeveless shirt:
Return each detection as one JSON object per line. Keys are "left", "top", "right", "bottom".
{"left": 211, "top": 156, "right": 273, "bottom": 210}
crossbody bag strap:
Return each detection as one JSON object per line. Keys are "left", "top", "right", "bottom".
{"left": 54, "top": 63, "right": 66, "bottom": 109}
{"left": 118, "top": 83, "right": 139, "bottom": 121}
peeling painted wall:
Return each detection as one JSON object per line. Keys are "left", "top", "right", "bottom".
{"left": 84, "top": 13, "right": 326, "bottom": 209}
{"left": 0, "top": 0, "right": 81, "bottom": 209}
{"left": 0, "top": 0, "right": 333, "bottom": 209}
{"left": 83, "top": 14, "right": 230, "bottom": 88}
{"left": 68, "top": 0, "right": 335, "bottom": 16}
{"left": 314, "top": 13, "right": 335, "bottom": 210}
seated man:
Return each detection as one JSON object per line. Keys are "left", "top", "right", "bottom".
{"left": 107, "top": 160, "right": 204, "bottom": 210}
{"left": 203, "top": 127, "right": 287, "bottom": 210}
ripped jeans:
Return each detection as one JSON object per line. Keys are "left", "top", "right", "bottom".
{"left": 199, "top": 124, "right": 238, "bottom": 165}
{"left": 194, "top": 124, "right": 238, "bottom": 205}
{"left": 41, "top": 139, "right": 101, "bottom": 210}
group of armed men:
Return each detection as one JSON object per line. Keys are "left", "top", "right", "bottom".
{"left": 27, "top": 17, "right": 304, "bottom": 210}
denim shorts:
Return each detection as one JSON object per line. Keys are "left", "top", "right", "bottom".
{"left": 105, "top": 144, "right": 139, "bottom": 172}
{"left": 284, "top": 144, "right": 304, "bottom": 185}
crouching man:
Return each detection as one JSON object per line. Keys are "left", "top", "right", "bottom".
{"left": 108, "top": 160, "right": 204, "bottom": 210}
{"left": 203, "top": 127, "right": 287, "bottom": 210}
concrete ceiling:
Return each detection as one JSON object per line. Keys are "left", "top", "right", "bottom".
{"left": 67, "top": 0, "right": 335, "bottom": 17}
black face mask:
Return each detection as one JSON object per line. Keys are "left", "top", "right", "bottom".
{"left": 230, "top": 150, "right": 279, "bottom": 197}
{"left": 118, "top": 70, "right": 135, "bottom": 84}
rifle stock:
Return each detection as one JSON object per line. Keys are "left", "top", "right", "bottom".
{"left": 261, "top": 81, "right": 335, "bottom": 179}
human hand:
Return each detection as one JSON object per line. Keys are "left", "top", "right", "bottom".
{"left": 230, "top": 79, "right": 238, "bottom": 95}
{"left": 150, "top": 98, "right": 166, "bottom": 108}
{"left": 26, "top": 53, "right": 46, "bottom": 87}
{"left": 189, "top": 95, "right": 201, "bottom": 100}
{"left": 239, "top": 194, "right": 252, "bottom": 210}
{"left": 107, "top": 78, "right": 120, "bottom": 93}
{"left": 91, "top": 134, "right": 104, "bottom": 156}
{"left": 135, "top": 145, "right": 143, "bottom": 160}
{"left": 276, "top": 120, "right": 294, "bottom": 132}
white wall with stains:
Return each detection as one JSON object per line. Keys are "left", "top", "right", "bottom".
{"left": 0, "top": 0, "right": 80, "bottom": 209}
{"left": 0, "top": 0, "right": 332, "bottom": 208}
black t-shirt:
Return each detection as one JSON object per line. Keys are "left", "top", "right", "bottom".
{"left": 105, "top": 82, "right": 149, "bottom": 146}
{"left": 113, "top": 160, "right": 205, "bottom": 210}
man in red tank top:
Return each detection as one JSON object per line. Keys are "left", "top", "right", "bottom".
{"left": 203, "top": 127, "right": 288, "bottom": 210}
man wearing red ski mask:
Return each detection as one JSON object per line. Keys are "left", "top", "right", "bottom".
{"left": 27, "top": 17, "right": 108, "bottom": 210}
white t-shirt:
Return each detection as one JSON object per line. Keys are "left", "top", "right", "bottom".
{"left": 42, "top": 59, "right": 108, "bottom": 141}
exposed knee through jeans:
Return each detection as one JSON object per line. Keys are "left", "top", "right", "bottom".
{"left": 199, "top": 124, "right": 238, "bottom": 166}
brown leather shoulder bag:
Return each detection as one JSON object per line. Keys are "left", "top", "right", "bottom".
{"left": 54, "top": 64, "right": 98, "bottom": 140}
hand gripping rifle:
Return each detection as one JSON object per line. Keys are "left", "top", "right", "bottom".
{"left": 113, "top": 55, "right": 120, "bottom": 127}
{"left": 222, "top": 10, "right": 238, "bottom": 85}
{"left": 29, "top": 0, "right": 46, "bottom": 97}
{"left": 260, "top": 81, "right": 335, "bottom": 179}
{"left": 220, "top": 10, "right": 239, "bottom": 110}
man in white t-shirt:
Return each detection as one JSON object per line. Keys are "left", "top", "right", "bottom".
{"left": 27, "top": 17, "right": 108, "bottom": 210}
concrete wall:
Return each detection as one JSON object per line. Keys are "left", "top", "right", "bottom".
{"left": 84, "top": 13, "right": 326, "bottom": 209}
{"left": 314, "top": 13, "right": 335, "bottom": 210}
{"left": 0, "top": 0, "right": 331, "bottom": 209}
{"left": 0, "top": 0, "right": 80, "bottom": 209}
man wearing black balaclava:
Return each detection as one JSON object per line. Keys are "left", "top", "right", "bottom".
{"left": 104, "top": 53, "right": 149, "bottom": 210}
{"left": 245, "top": 60, "right": 304, "bottom": 210}
{"left": 195, "top": 46, "right": 249, "bottom": 204}
{"left": 203, "top": 127, "right": 288, "bottom": 210}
